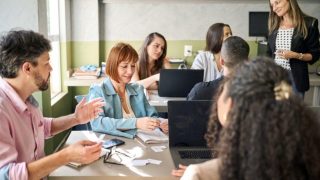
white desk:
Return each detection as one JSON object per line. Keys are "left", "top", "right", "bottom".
{"left": 64, "top": 76, "right": 105, "bottom": 87}
{"left": 49, "top": 131, "right": 177, "bottom": 180}
{"left": 147, "top": 90, "right": 186, "bottom": 112}
{"left": 308, "top": 74, "right": 320, "bottom": 106}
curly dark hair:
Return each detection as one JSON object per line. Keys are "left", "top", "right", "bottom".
{"left": 0, "top": 30, "right": 51, "bottom": 78}
{"left": 205, "top": 81, "right": 223, "bottom": 152}
{"left": 138, "top": 32, "right": 167, "bottom": 79}
{"left": 218, "top": 57, "right": 320, "bottom": 180}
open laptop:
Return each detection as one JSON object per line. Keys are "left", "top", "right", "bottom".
{"left": 168, "top": 100, "right": 215, "bottom": 168}
{"left": 158, "top": 69, "right": 204, "bottom": 97}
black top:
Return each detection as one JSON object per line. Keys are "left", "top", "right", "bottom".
{"left": 187, "top": 76, "right": 224, "bottom": 100}
{"left": 267, "top": 16, "right": 320, "bottom": 92}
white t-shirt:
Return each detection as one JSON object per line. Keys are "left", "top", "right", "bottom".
{"left": 191, "top": 51, "right": 222, "bottom": 82}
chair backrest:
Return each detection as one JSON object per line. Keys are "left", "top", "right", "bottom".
{"left": 73, "top": 95, "right": 92, "bottom": 130}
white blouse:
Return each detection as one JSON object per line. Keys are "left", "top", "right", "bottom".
{"left": 191, "top": 51, "right": 223, "bottom": 82}
{"left": 275, "top": 28, "right": 294, "bottom": 70}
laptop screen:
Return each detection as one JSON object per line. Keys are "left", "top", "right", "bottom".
{"left": 158, "top": 69, "right": 204, "bottom": 97}
{"left": 168, "top": 100, "right": 213, "bottom": 147}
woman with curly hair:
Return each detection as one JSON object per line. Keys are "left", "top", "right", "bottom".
{"left": 182, "top": 57, "right": 320, "bottom": 180}
{"left": 131, "top": 32, "right": 171, "bottom": 90}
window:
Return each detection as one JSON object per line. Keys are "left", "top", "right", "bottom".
{"left": 47, "top": 0, "right": 62, "bottom": 98}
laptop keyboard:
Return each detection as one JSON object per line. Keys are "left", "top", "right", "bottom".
{"left": 178, "top": 150, "right": 212, "bottom": 159}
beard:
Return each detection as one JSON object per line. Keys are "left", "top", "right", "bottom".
{"left": 33, "top": 71, "right": 50, "bottom": 91}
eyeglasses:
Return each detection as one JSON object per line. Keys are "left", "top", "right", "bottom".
{"left": 103, "top": 146, "right": 133, "bottom": 165}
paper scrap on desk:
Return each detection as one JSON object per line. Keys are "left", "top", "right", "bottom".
{"left": 131, "top": 160, "right": 149, "bottom": 166}
{"left": 131, "top": 159, "right": 162, "bottom": 166}
{"left": 101, "top": 148, "right": 110, "bottom": 156}
{"left": 151, "top": 145, "right": 166, "bottom": 152}
{"left": 148, "top": 159, "right": 162, "bottom": 165}
{"left": 83, "top": 131, "right": 105, "bottom": 143}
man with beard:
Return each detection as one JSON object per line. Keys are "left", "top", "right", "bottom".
{"left": 0, "top": 30, "right": 105, "bottom": 180}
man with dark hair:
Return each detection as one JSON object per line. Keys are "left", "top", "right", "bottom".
{"left": 0, "top": 30, "right": 105, "bottom": 180}
{"left": 187, "top": 36, "right": 250, "bottom": 100}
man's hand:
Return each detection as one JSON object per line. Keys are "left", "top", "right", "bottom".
{"left": 74, "top": 97, "right": 105, "bottom": 124}
{"left": 64, "top": 140, "right": 102, "bottom": 165}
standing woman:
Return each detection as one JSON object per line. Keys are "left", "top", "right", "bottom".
{"left": 267, "top": 0, "right": 320, "bottom": 96}
{"left": 88, "top": 43, "right": 168, "bottom": 139}
{"left": 131, "top": 32, "right": 171, "bottom": 90}
{"left": 191, "top": 23, "right": 232, "bottom": 82}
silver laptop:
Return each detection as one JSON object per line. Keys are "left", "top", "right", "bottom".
{"left": 158, "top": 69, "right": 204, "bottom": 97}
{"left": 168, "top": 100, "right": 215, "bottom": 168}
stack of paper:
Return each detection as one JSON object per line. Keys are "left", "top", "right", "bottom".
{"left": 72, "top": 67, "right": 101, "bottom": 79}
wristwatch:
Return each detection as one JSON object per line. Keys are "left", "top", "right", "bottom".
{"left": 298, "top": 53, "right": 304, "bottom": 60}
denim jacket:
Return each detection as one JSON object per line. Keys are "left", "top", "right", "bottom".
{"left": 87, "top": 77, "right": 158, "bottom": 139}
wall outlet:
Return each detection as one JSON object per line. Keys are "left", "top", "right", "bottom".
{"left": 184, "top": 45, "right": 192, "bottom": 57}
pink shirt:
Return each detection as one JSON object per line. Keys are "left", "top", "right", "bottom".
{"left": 0, "top": 78, "right": 52, "bottom": 180}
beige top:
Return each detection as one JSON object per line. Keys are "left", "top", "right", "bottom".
{"left": 122, "top": 91, "right": 135, "bottom": 119}
{"left": 181, "top": 159, "right": 221, "bottom": 180}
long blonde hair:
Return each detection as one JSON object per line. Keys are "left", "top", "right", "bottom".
{"left": 268, "top": 0, "right": 308, "bottom": 39}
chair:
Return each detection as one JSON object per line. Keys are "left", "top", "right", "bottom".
{"left": 72, "top": 95, "right": 92, "bottom": 130}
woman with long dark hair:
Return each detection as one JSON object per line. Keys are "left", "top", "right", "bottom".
{"left": 191, "top": 23, "right": 232, "bottom": 82}
{"left": 131, "top": 32, "right": 171, "bottom": 90}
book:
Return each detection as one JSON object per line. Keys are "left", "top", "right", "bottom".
{"left": 136, "top": 128, "right": 168, "bottom": 144}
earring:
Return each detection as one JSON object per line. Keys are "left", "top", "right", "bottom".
{"left": 222, "top": 113, "right": 227, "bottom": 122}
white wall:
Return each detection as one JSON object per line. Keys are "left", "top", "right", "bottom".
{"left": 0, "top": 0, "right": 39, "bottom": 34}
{"left": 101, "top": 2, "right": 320, "bottom": 41}
{"left": 71, "top": 0, "right": 99, "bottom": 41}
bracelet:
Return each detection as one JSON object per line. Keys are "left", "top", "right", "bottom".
{"left": 298, "top": 53, "right": 303, "bottom": 60}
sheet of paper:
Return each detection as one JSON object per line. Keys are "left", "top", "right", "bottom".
{"left": 148, "top": 159, "right": 162, "bottom": 165}
{"left": 151, "top": 145, "right": 166, "bottom": 152}
{"left": 131, "top": 160, "right": 149, "bottom": 166}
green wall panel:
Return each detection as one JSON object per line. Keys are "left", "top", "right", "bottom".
{"left": 71, "top": 41, "right": 100, "bottom": 68}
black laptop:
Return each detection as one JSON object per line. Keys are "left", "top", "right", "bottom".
{"left": 158, "top": 69, "right": 204, "bottom": 97}
{"left": 168, "top": 100, "right": 214, "bottom": 168}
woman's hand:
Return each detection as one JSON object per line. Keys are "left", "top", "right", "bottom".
{"left": 171, "top": 164, "right": 188, "bottom": 177}
{"left": 136, "top": 117, "right": 160, "bottom": 131}
{"left": 152, "top": 73, "right": 160, "bottom": 81}
{"left": 275, "top": 49, "right": 297, "bottom": 59}
{"left": 74, "top": 97, "right": 105, "bottom": 124}
{"left": 160, "top": 119, "right": 168, "bottom": 134}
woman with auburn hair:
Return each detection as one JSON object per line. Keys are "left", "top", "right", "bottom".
{"left": 181, "top": 58, "right": 320, "bottom": 180}
{"left": 267, "top": 0, "right": 320, "bottom": 96}
{"left": 131, "top": 32, "right": 171, "bottom": 90}
{"left": 87, "top": 43, "right": 168, "bottom": 139}
{"left": 191, "top": 23, "right": 232, "bottom": 82}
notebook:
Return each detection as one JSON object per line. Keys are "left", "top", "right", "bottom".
{"left": 168, "top": 100, "right": 214, "bottom": 168}
{"left": 136, "top": 128, "right": 168, "bottom": 144}
{"left": 158, "top": 69, "right": 204, "bottom": 97}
